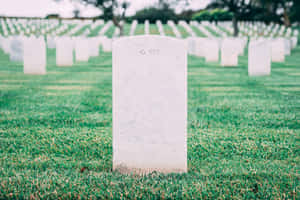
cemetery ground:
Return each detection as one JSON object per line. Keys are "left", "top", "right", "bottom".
{"left": 0, "top": 37, "right": 300, "bottom": 199}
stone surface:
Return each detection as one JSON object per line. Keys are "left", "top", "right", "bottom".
{"left": 284, "top": 38, "right": 291, "bottom": 55}
{"left": 100, "top": 36, "right": 112, "bottom": 52}
{"left": 89, "top": 38, "right": 100, "bottom": 57}
{"left": 113, "top": 35, "right": 187, "bottom": 174}
{"left": 271, "top": 38, "right": 285, "bottom": 62}
{"left": 248, "top": 40, "right": 271, "bottom": 76}
{"left": 47, "top": 36, "right": 56, "bottom": 49}
{"left": 23, "top": 37, "right": 46, "bottom": 74}
{"left": 75, "top": 37, "right": 90, "bottom": 62}
{"left": 9, "top": 37, "right": 23, "bottom": 62}
{"left": 221, "top": 38, "right": 239, "bottom": 67}
{"left": 204, "top": 38, "right": 219, "bottom": 62}
{"left": 56, "top": 37, "right": 73, "bottom": 66}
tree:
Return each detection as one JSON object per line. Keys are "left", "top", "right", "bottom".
{"left": 206, "top": 0, "right": 256, "bottom": 36}
{"left": 64, "top": 0, "right": 130, "bottom": 36}
{"left": 192, "top": 9, "right": 233, "bottom": 23}
{"left": 256, "top": 0, "right": 295, "bottom": 27}
{"left": 133, "top": 7, "right": 178, "bottom": 24}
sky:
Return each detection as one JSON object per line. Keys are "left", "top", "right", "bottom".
{"left": 0, "top": 0, "right": 212, "bottom": 18}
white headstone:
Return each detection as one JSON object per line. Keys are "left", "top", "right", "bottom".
{"left": 186, "top": 37, "right": 196, "bottom": 55}
{"left": 291, "top": 37, "right": 298, "bottom": 49}
{"left": 145, "top": 20, "right": 150, "bottom": 35}
{"left": 204, "top": 38, "right": 219, "bottom": 62}
{"left": 113, "top": 35, "right": 187, "bottom": 174}
{"left": 100, "top": 36, "right": 112, "bottom": 52}
{"left": 56, "top": 37, "right": 73, "bottom": 66}
{"left": 221, "top": 38, "right": 239, "bottom": 66}
{"left": 89, "top": 37, "right": 100, "bottom": 57}
{"left": 284, "top": 38, "right": 291, "bottom": 55}
{"left": 9, "top": 37, "right": 23, "bottom": 62}
{"left": 248, "top": 40, "right": 271, "bottom": 76}
{"left": 23, "top": 37, "right": 46, "bottom": 74}
{"left": 47, "top": 36, "right": 56, "bottom": 49}
{"left": 194, "top": 37, "right": 207, "bottom": 57}
{"left": 75, "top": 37, "right": 90, "bottom": 62}
{"left": 271, "top": 38, "right": 285, "bottom": 62}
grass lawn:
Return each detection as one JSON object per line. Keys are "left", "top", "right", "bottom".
{"left": 0, "top": 34, "right": 299, "bottom": 199}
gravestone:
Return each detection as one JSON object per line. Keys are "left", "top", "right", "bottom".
{"left": 56, "top": 37, "right": 73, "bottom": 66}
{"left": 186, "top": 37, "right": 197, "bottom": 55}
{"left": 291, "top": 37, "right": 298, "bottom": 49}
{"left": 145, "top": 20, "right": 150, "bottom": 35}
{"left": 284, "top": 38, "right": 291, "bottom": 55}
{"left": 75, "top": 37, "right": 90, "bottom": 62}
{"left": 271, "top": 38, "right": 285, "bottom": 62}
{"left": 100, "top": 36, "right": 112, "bottom": 52}
{"left": 113, "top": 35, "right": 187, "bottom": 174}
{"left": 248, "top": 40, "right": 271, "bottom": 76}
{"left": 47, "top": 36, "right": 56, "bottom": 49}
{"left": 221, "top": 38, "right": 239, "bottom": 66}
{"left": 9, "top": 37, "right": 23, "bottom": 62}
{"left": 23, "top": 37, "right": 46, "bottom": 74}
{"left": 89, "top": 37, "right": 100, "bottom": 57}
{"left": 194, "top": 37, "right": 207, "bottom": 57}
{"left": 204, "top": 38, "right": 219, "bottom": 62}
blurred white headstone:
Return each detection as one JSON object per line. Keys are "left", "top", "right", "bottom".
{"left": 284, "top": 38, "right": 291, "bottom": 55}
{"left": 89, "top": 37, "right": 100, "bottom": 57}
{"left": 291, "top": 37, "right": 298, "bottom": 49}
{"left": 248, "top": 40, "right": 271, "bottom": 76}
{"left": 145, "top": 20, "right": 150, "bottom": 35}
{"left": 75, "top": 37, "right": 90, "bottom": 62}
{"left": 194, "top": 37, "right": 207, "bottom": 57}
{"left": 271, "top": 38, "right": 285, "bottom": 62}
{"left": 47, "top": 36, "right": 56, "bottom": 49}
{"left": 23, "top": 37, "right": 46, "bottom": 74}
{"left": 56, "top": 37, "right": 73, "bottom": 66}
{"left": 204, "top": 38, "right": 219, "bottom": 62}
{"left": 100, "top": 36, "right": 112, "bottom": 52}
{"left": 221, "top": 38, "right": 239, "bottom": 66}
{"left": 113, "top": 35, "right": 187, "bottom": 174}
{"left": 9, "top": 37, "right": 23, "bottom": 62}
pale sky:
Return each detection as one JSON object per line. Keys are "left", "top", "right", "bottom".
{"left": 0, "top": 0, "right": 211, "bottom": 18}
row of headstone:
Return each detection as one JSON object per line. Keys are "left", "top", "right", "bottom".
{"left": 191, "top": 21, "right": 213, "bottom": 37}
{"left": 178, "top": 21, "right": 196, "bottom": 37}
{"left": 130, "top": 20, "right": 138, "bottom": 36}
{"left": 156, "top": 20, "right": 165, "bottom": 36}
{"left": 144, "top": 20, "right": 150, "bottom": 35}
{"left": 167, "top": 21, "right": 181, "bottom": 38}
{"left": 0, "top": 34, "right": 115, "bottom": 74}
{"left": 1, "top": 18, "right": 298, "bottom": 42}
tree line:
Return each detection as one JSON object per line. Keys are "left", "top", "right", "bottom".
{"left": 56, "top": 0, "right": 300, "bottom": 36}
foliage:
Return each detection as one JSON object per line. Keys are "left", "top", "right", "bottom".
{"left": 192, "top": 9, "right": 233, "bottom": 22}
{"left": 132, "top": 7, "right": 178, "bottom": 24}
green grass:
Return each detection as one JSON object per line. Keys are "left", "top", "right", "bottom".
{"left": 164, "top": 25, "right": 175, "bottom": 37}
{"left": 59, "top": 24, "right": 76, "bottom": 36}
{"left": 190, "top": 25, "right": 206, "bottom": 37}
{"left": 177, "top": 25, "right": 190, "bottom": 38}
{"left": 204, "top": 25, "right": 220, "bottom": 37}
{"left": 88, "top": 25, "right": 104, "bottom": 37}
{"left": 105, "top": 25, "right": 115, "bottom": 38}
{"left": 149, "top": 24, "right": 159, "bottom": 35}
{"left": 134, "top": 24, "right": 144, "bottom": 35}
{"left": 216, "top": 25, "right": 232, "bottom": 36}
{"left": 122, "top": 23, "right": 131, "bottom": 36}
{"left": 0, "top": 25, "right": 300, "bottom": 199}
{"left": 72, "top": 25, "right": 90, "bottom": 37}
